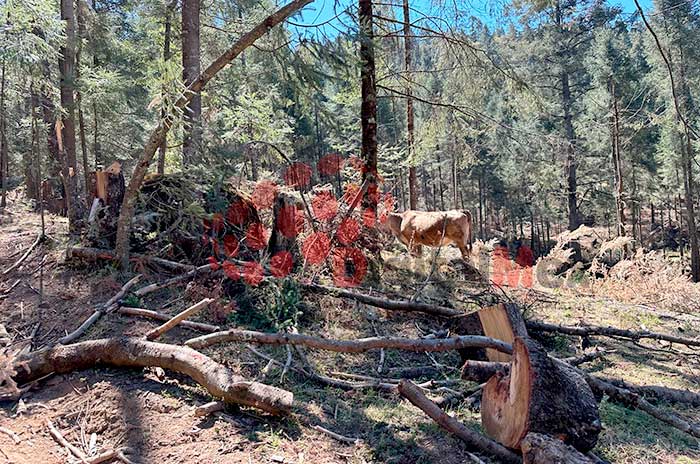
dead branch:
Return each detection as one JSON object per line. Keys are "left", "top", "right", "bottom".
{"left": 0, "top": 279, "right": 21, "bottom": 300}
{"left": 145, "top": 298, "right": 213, "bottom": 340}
{"left": 3, "top": 234, "right": 43, "bottom": 276}
{"left": 595, "top": 377, "right": 700, "bottom": 407}
{"left": 46, "top": 419, "right": 87, "bottom": 460}
{"left": 579, "top": 369, "right": 700, "bottom": 439}
{"left": 300, "top": 282, "right": 462, "bottom": 317}
{"left": 312, "top": 425, "right": 362, "bottom": 445}
{"left": 246, "top": 345, "right": 398, "bottom": 392}
{"left": 134, "top": 264, "right": 215, "bottom": 297}
{"left": 185, "top": 328, "right": 513, "bottom": 354}
{"left": 562, "top": 350, "right": 609, "bottom": 366}
{"left": 194, "top": 400, "right": 225, "bottom": 417}
{"left": 58, "top": 275, "right": 142, "bottom": 345}
{"left": 397, "top": 379, "right": 522, "bottom": 464}
{"left": 526, "top": 321, "right": 700, "bottom": 348}
{"left": 0, "top": 426, "right": 20, "bottom": 444}
{"left": 15, "top": 338, "right": 293, "bottom": 415}
{"left": 67, "top": 246, "right": 196, "bottom": 273}
{"left": 117, "top": 306, "right": 220, "bottom": 333}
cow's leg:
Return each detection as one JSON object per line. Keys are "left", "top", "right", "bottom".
{"left": 458, "top": 244, "right": 470, "bottom": 261}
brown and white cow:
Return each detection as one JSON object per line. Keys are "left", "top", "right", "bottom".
{"left": 384, "top": 210, "right": 473, "bottom": 260}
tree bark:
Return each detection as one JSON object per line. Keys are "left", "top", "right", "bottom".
{"left": 158, "top": 0, "right": 177, "bottom": 174}
{"left": 76, "top": 0, "right": 90, "bottom": 206}
{"left": 359, "top": 0, "right": 378, "bottom": 213}
{"left": 113, "top": 0, "right": 316, "bottom": 269}
{"left": 402, "top": 0, "right": 418, "bottom": 210}
{"left": 0, "top": 57, "right": 6, "bottom": 208}
{"left": 59, "top": 0, "right": 84, "bottom": 234}
{"left": 521, "top": 433, "right": 595, "bottom": 464}
{"left": 481, "top": 337, "right": 601, "bottom": 452}
{"left": 185, "top": 328, "right": 514, "bottom": 354}
{"left": 555, "top": 0, "right": 578, "bottom": 231}
{"left": 182, "top": 0, "right": 202, "bottom": 165}
{"left": 11, "top": 338, "right": 293, "bottom": 415}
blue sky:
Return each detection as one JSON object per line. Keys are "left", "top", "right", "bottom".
{"left": 291, "top": 0, "right": 655, "bottom": 38}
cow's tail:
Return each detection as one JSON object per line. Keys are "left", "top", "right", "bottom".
{"left": 462, "top": 210, "right": 473, "bottom": 253}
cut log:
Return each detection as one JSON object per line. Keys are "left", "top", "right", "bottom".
{"left": 450, "top": 312, "right": 489, "bottom": 363}
{"left": 481, "top": 337, "right": 601, "bottom": 452}
{"left": 461, "top": 360, "right": 509, "bottom": 383}
{"left": 397, "top": 379, "right": 522, "bottom": 464}
{"left": 477, "top": 303, "right": 528, "bottom": 362}
{"left": 521, "top": 433, "right": 595, "bottom": 464}
{"left": 13, "top": 337, "right": 293, "bottom": 415}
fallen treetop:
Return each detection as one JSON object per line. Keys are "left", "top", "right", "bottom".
{"left": 526, "top": 320, "right": 700, "bottom": 348}
{"left": 300, "top": 282, "right": 463, "bottom": 317}
{"left": 185, "top": 328, "right": 513, "bottom": 354}
{"left": 12, "top": 337, "right": 293, "bottom": 415}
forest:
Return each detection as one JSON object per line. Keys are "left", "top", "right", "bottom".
{"left": 0, "top": 0, "right": 699, "bottom": 462}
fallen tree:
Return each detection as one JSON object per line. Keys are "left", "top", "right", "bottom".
{"left": 462, "top": 358, "right": 700, "bottom": 440}
{"left": 10, "top": 337, "right": 293, "bottom": 415}
{"left": 185, "top": 328, "right": 513, "bottom": 354}
{"left": 526, "top": 320, "right": 700, "bottom": 348}
{"left": 480, "top": 337, "right": 601, "bottom": 452}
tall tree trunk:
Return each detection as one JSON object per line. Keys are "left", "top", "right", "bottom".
{"left": 555, "top": 0, "right": 578, "bottom": 231}
{"left": 60, "top": 0, "right": 84, "bottom": 233}
{"left": 0, "top": 57, "right": 6, "bottom": 208}
{"left": 359, "top": 0, "right": 378, "bottom": 213}
{"left": 478, "top": 172, "right": 484, "bottom": 239}
{"left": 436, "top": 147, "right": 445, "bottom": 210}
{"left": 114, "top": 0, "right": 315, "bottom": 269}
{"left": 76, "top": 0, "right": 90, "bottom": 204}
{"left": 402, "top": 0, "right": 417, "bottom": 210}
{"left": 182, "top": 0, "right": 202, "bottom": 165}
{"left": 158, "top": 0, "right": 177, "bottom": 174}
{"left": 610, "top": 78, "right": 625, "bottom": 237}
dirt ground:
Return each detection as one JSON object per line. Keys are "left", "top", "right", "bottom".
{"left": 1, "top": 199, "right": 699, "bottom": 464}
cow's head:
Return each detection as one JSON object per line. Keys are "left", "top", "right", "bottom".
{"left": 380, "top": 212, "right": 403, "bottom": 238}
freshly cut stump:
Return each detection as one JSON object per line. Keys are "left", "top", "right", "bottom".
{"left": 481, "top": 337, "right": 601, "bottom": 452}
{"left": 478, "top": 303, "right": 528, "bottom": 362}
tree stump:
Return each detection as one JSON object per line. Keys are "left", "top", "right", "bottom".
{"left": 268, "top": 190, "right": 302, "bottom": 256}
{"left": 481, "top": 337, "right": 601, "bottom": 452}
{"left": 477, "top": 303, "right": 528, "bottom": 362}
